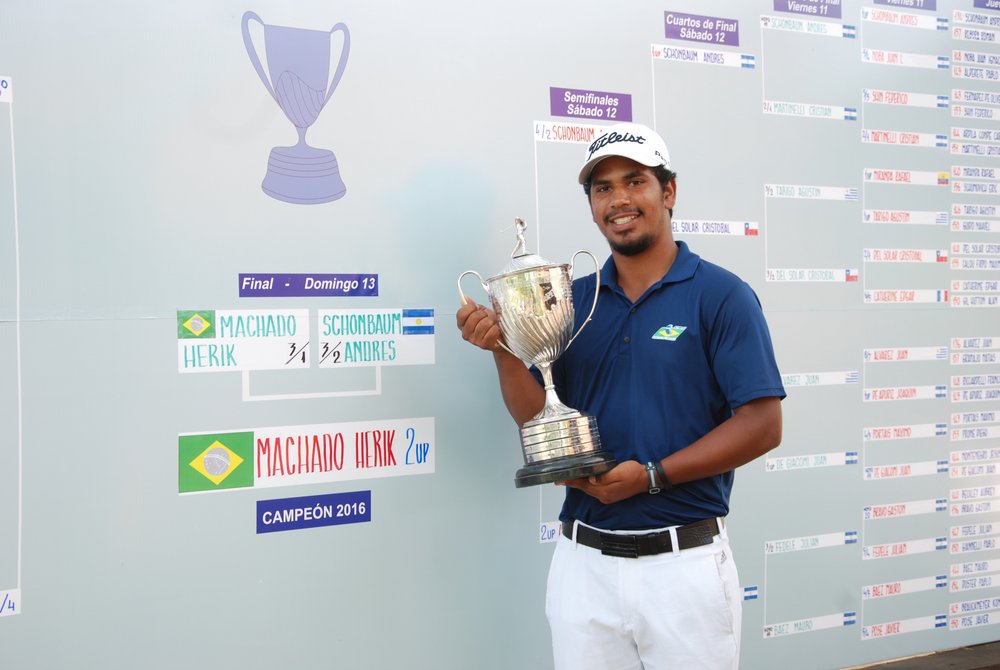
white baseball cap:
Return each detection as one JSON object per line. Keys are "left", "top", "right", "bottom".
{"left": 578, "top": 122, "right": 672, "bottom": 184}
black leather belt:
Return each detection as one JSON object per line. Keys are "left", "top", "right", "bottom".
{"left": 563, "top": 518, "right": 723, "bottom": 558}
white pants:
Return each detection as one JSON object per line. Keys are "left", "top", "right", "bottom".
{"left": 545, "top": 522, "right": 742, "bottom": 670}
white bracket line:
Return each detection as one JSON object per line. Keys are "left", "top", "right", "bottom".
{"left": 2, "top": 74, "right": 22, "bottom": 616}
{"left": 241, "top": 366, "right": 383, "bottom": 402}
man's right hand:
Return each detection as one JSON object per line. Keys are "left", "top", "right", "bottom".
{"left": 456, "top": 300, "right": 504, "bottom": 352}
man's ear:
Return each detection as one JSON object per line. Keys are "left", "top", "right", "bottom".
{"left": 663, "top": 178, "right": 677, "bottom": 210}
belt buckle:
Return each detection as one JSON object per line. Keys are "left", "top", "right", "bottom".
{"left": 600, "top": 534, "right": 639, "bottom": 558}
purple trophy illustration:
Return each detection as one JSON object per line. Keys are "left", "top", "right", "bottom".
{"left": 242, "top": 11, "right": 351, "bottom": 204}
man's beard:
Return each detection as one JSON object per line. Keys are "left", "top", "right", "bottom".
{"left": 609, "top": 231, "right": 654, "bottom": 257}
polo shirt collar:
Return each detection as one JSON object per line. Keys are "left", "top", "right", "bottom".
{"left": 598, "top": 241, "right": 701, "bottom": 291}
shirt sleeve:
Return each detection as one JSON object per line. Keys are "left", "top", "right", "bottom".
{"left": 706, "top": 281, "right": 786, "bottom": 410}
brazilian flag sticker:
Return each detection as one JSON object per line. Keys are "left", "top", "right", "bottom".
{"left": 178, "top": 431, "right": 254, "bottom": 493}
{"left": 652, "top": 324, "right": 686, "bottom": 341}
{"left": 177, "top": 310, "right": 216, "bottom": 339}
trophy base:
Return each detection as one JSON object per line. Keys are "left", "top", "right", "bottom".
{"left": 261, "top": 145, "right": 347, "bottom": 204}
{"left": 514, "top": 452, "right": 617, "bottom": 488}
{"left": 515, "top": 414, "right": 616, "bottom": 488}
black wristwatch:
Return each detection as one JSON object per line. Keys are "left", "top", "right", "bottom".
{"left": 645, "top": 461, "right": 662, "bottom": 494}
{"left": 645, "top": 460, "right": 671, "bottom": 494}
{"left": 654, "top": 460, "right": 670, "bottom": 491}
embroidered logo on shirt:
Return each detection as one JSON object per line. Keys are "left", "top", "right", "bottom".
{"left": 651, "top": 324, "right": 686, "bottom": 341}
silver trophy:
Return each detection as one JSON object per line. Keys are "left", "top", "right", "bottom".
{"left": 459, "top": 219, "right": 616, "bottom": 487}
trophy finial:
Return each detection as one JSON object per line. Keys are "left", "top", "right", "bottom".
{"left": 512, "top": 217, "right": 528, "bottom": 258}
{"left": 499, "top": 216, "right": 551, "bottom": 274}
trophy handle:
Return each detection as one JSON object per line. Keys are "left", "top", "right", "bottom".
{"left": 565, "top": 250, "right": 600, "bottom": 352}
{"left": 325, "top": 23, "right": 351, "bottom": 104}
{"left": 241, "top": 11, "right": 275, "bottom": 99}
{"left": 457, "top": 270, "right": 516, "bottom": 357}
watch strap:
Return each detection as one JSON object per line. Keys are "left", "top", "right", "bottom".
{"left": 645, "top": 461, "right": 661, "bottom": 494}
{"left": 654, "top": 460, "right": 670, "bottom": 491}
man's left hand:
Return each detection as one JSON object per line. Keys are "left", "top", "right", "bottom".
{"left": 558, "top": 460, "right": 647, "bottom": 504}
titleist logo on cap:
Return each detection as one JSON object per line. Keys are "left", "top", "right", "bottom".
{"left": 586, "top": 130, "right": 646, "bottom": 160}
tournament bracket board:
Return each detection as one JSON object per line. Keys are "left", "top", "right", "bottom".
{"left": 0, "top": 2, "right": 999, "bottom": 670}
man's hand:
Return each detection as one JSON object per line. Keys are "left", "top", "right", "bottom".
{"left": 457, "top": 300, "right": 504, "bottom": 352}
{"left": 558, "top": 460, "right": 647, "bottom": 504}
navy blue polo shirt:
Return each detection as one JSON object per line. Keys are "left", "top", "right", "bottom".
{"left": 545, "top": 241, "right": 785, "bottom": 530}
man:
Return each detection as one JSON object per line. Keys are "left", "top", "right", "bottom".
{"left": 457, "top": 122, "right": 785, "bottom": 669}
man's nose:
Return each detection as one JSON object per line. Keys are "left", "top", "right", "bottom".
{"left": 610, "top": 186, "right": 630, "bottom": 206}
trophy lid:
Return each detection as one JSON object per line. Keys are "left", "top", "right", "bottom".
{"left": 497, "top": 218, "right": 557, "bottom": 275}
